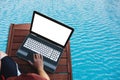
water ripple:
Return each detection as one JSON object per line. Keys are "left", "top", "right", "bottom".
{"left": 0, "top": 0, "right": 120, "bottom": 80}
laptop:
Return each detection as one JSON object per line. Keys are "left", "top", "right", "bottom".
{"left": 16, "top": 11, "right": 74, "bottom": 73}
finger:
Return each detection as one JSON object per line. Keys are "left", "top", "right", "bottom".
{"left": 35, "top": 54, "right": 39, "bottom": 59}
{"left": 35, "top": 54, "right": 38, "bottom": 58}
{"left": 40, "top": 54, "right": 43, "bottom": 61}
{"left": 37, "top": 54, "right": 40, "bottom": 58}
{"left": 38, "top": 54, "right": 41, "bottom": 58}
{"left": 33, "top": 54, "right": 36, "bottom": 61}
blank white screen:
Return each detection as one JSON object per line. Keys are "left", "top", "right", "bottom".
{"left": 31, "top": 13, "right": 72, "bottom": 46}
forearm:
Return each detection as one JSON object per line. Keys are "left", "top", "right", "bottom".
{"left": 38, "top": 69, "right": 50, "bottom": 80}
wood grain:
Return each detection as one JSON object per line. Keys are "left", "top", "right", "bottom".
{"left": 6, "top": 24, "right": 72, "bottom": 80}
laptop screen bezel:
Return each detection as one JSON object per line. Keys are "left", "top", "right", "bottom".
{"left": 30, "top": 11, "right": 74, "bottom": 48}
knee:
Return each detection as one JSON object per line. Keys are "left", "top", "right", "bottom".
{"left": 0, "top": 51, "right": 8, "bottom": 60}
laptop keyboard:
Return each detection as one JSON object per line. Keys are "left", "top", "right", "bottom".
{"left": 23, "top": 38, "right": 60, "bottom": 62}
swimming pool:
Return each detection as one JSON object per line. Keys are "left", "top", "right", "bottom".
{"left": 0, "top": 0, "right": 120, "bottom": 80}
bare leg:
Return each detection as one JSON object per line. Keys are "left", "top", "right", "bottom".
{"left": 0, "top": 51, "right": 21, "bottom": 79}
{"left": 0, "top": 51, "right": 7, "bottom": 70}
{"left": 0, "top": 51, "right": 7, "bottom": 59}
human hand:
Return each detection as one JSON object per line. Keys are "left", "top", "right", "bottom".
{"left": 28, "top": 54, "right": 44, "bottom": 71}
{"left": 28, "top": 54, "right": 50, "bottom": 80}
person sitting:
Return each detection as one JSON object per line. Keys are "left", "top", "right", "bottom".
{"left": 0, "top": 51, "right": 50, "bottom": 80}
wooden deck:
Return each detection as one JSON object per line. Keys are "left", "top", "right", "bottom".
{"left": 6, "top": 24, "right": 72, "bottom": 80}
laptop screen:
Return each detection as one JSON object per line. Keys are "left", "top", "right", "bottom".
{"left": 31, "top": 12, "right": 73, "bottom": 47}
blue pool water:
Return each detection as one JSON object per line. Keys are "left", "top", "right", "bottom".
{"left": 0, "top": 0, "right": 120, "bottom": 80}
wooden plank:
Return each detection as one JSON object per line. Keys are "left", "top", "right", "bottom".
{"left": 14, "top": 30, "right": 29, "bottom": 36}
{"left": 6, "top": 24, "right": 72, "bottom": 80}
{"left": 49, "top": 74, "right": 68, "bottom": 80}
{"left": 10, "top": 50, "right": 17, "bottom": 56}
{"left": 67, "top": 42, "right": 72, "bottom": 80}
{"left": 12, "top": 43, "right": 21, "bottom": 50}
{"left": 6, "top": 24, "right": 14, "bottom": 56}
{"left": 59, "top": 58, "right": 67, "bottom": 65}
{"left": 55, "top": 65, "right": 68, "bottom": 72}
{"left": 13, "top": 36, "right": 26, "bottom": 43}
{"left": 13, "top": 24, "right": 30, "bottom": 30}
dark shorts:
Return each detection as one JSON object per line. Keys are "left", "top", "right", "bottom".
{"left": 0, "top": 56, "right": 18, "bottom": 79}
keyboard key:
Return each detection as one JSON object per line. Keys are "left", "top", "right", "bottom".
{"left": 23, "top": 38, "right": 60, "bottom": 62}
